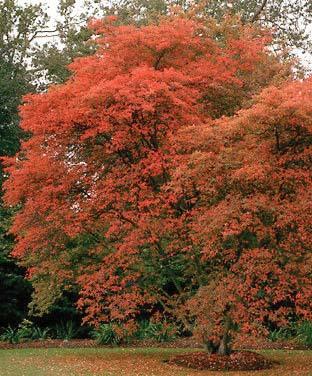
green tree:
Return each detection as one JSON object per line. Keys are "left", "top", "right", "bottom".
{"left": 32, "top": 0, "right": 97, "bottom": 85}
{"left": 0, "top": 58, "right": 32, "bottom": 327}
{"left": 0, "top": 0, "right": 97, "bottom": 325}
{"left": 0, "top": 0, "right": 49, "bottom": 326}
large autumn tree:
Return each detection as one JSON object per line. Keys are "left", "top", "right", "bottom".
{"left": 5, "top": 14, "right": 311, "bottom": 354}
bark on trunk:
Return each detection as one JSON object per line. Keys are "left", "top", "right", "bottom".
{"left": 217, "top": 331, "right": 232, "bottom": 355}
{"left": 203, "top": 339, "right": 218, "bottom": 354}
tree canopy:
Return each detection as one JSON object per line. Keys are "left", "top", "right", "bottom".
{"left": 4, "top": 14, "right": 311, "bottom": 354}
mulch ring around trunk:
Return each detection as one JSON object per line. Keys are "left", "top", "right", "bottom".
{"left": 166, "top": 350, "right": 275, "bottom": 371}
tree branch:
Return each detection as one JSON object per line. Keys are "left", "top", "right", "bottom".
{"left": 250, "top": 0, "right": 269, "bottom": 23}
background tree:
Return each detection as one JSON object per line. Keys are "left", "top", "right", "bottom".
{"left": 32, "top": 0, "right": 97, "bottom": 86}
{"left": 0, "top": 0, "right": 92, "bottom": 326}
{"left": 36, "top": 0, "right": 311, "bottom": 74}
{"left": 100, "top": 0, "right": 312, "bottom": 55}
{"left": 0, "top": 0, "right": 47, "bottom": 326}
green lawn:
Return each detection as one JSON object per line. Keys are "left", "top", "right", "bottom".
{"left": 0, "top": 347, "right": 312, "bottom": 376}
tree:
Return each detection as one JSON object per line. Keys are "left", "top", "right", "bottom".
{"left": 0, "top": 0, "right": 74, "bottom": 327}
{"left": 169, "top": 78, "right": 312, "bottom": 354}
{"left": 32, "top": 0, "right": 97, "bottom": 86}
{"left": 0, "top": 58, "right": 32, "bottom": 328}
{"left": 3, "top": 14, "right": 291, "bottom": 336}
{"left": 44, "top": 0, "right": 311, "bottom": 74}
{"left": 101, "top": 0, "right": 312, "bottom": 53}
{"left": 0, "top": 0, "right": 100, "bottom": 325}
{"left": 0, "top": 0, "right": 96, "bottom": 88}
{"left": 0, "top": 0, "right": 58, "bottom": 326}
{"left": 0, "top": 0, "right": 46, "bottom": 325}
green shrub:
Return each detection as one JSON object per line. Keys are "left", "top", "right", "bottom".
{"left": 54, "top": 320, "right": 80, "bottom": 340}
{"left": 92, "top": 323, "right": 122, "bottom": 345}
{"left": 268, "top": 321, "right": 312, "bottom": 347}
{"left": 0, "top": 320, "right": 51, "bottom": 343}
{"left": 16, "top": 319, "right": 36, "bottom": 340}
{"left": 135, "top": 320, "right": 177, "bottom": 342}
{"left": 0, "top": 326, "right": 21, "bottom": 344}
{"left": 30, "top": 326, "right": 51, "bottom": 340}
{"left": 268, "top": 327, "right": 294, "bottom": 342}
{"left": 134, "top": 320, "right": 151, "bottom": 340}
{"left": 296, "top": 321, "right": 312, "bottom": 347}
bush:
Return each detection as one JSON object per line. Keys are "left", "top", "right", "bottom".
{"left": 92, "top": 323, "right": 122, "bottom": 345}
{"left": 296, "top": 321, "right": 312, "bottom": 347}
{"left": 134, "top": 320, "right": 151, "bottom": 340}
{"left": 53, "top": 320, "right": 80, "bottom": 340}
{"left": 268, "top": 321, "right": 312, "bottom": 347}
{"left": 135, "top": 320, "right": 177, "bottom": 342}
{"left": 0, "top": 319, "right": 51, "bottom": 343}
{"left": 16, "top": 319, "right": 38, "bottom": 340}
{"left": 30, "top": 326, "right": 51, "bottom": 340}
{"left": 268, "top": 327, "right": 294, "bottom": 342}
{"left": 0, "top": 326, "right": 21, "bottom": 344}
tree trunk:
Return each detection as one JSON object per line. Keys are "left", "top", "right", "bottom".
{"left": 203, "top": 339, "right": 218, "bottom": 354}
{"left": 218, "top": 314, "right": 233, "bottom": 355}
{"left": 217, "top": 331, "right": 232, "bottom": 355}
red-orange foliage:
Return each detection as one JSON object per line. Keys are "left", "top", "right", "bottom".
{"left": 4, "top": 15, "right": 310, "bottom": 352}
{"left": 172, "top": 79, "right": 312, "bottom": 352}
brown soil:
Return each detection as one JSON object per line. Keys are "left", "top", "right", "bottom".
{"left": 167, "top": 350, "right": 274, "bottom": 371}
{"left": 0, "top": 338, "right": 198, "bottom": 350}
{"left": 0, "top": 335, "right": 308, "bottom": 351}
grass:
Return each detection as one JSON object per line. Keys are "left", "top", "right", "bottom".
{"left": 0, "top": 347, "right": 312, "bottom": 376}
